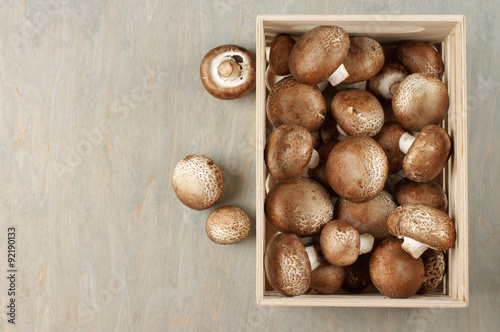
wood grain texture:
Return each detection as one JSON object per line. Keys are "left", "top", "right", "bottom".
{"left": 0, "top": 0, "right": 497, "bottom": 331}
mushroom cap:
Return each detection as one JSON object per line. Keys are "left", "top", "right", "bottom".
{"left": 393, "top": 41, "right": 445, "bottom": 79}
{"left": 395, "top": 178, "right": 448, "bottom": 211}
{"left": 264, "top": 232, "right": 312, "bottom": 296}
{"left": 387, "top": 204, "right": 456, "bottom": 251}
{"left": 403, "top": 124, "right": 452, "bottom": 182}
{"left": 266, "top": 76, "right": 327, "bottom": 131}
{"left": 200, "top": 45, "right": 256, "bottom": 100}
{"left": 308, "top": 160, "right": 330, "bottom": 190}
{"left": 289, "top": 26, "right": 350, "bottom": 85}
{"left": 326, "top": 135, "right": 388, "bottom": 203}
{"left": 342, "top": 253, "right": 372, "bottom": 293}
{"left": 265, "top": 178, "right": 334, "bottom": 237}
{"left": 367, "top": 63, "right": 408, "bottom": 103}
{"left": 269, "top": 34, "right": 296, "bottom": 76}
{"left": 341, "top": 37, "right": 385, "bottom": 84}
{"left": 205, "top": 206, "right": 251, "bottom": 244}
{"left": 373, "top": 121, "right": 411, "bottom": 173}
{"left": 369, "top": 238, "right": 425, "bottom": 298}
{"left": 418, "top": 249, "right": 446, "bottom": 294}
{"left": 172, "top": 154, "right": 223, "bottom": 210}
{"left": 265, "top": 124, "right": 313, "bottom": 183}
{"left": 310, "top": 261, "right": 345, "bottom": 295}
{"left": 319, "top": 111, "right": 339, "bottom": 143}
{"left": 331, "top": 88, "right": 384, "bottom": 137}
{"left": 320, "top": 220, "right": 360, "bottom": 266}
{"left": 337, "top": 190, "right": 397, "bottom": 241}
{"left": 392, "top": 73, "right": 449, "bottom": 131}
{"left": 317, "top": 141, "right": 338, "bottom": 161}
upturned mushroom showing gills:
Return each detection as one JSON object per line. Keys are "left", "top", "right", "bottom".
{"left": 289, "top": 26, "right": 350, "bottom": 86}
{"left": 341, "top": 36, "right": 385, "bottom": 85}
{"left": 266, "top": 76, "right": 327, "bottom": 131}
{"left": 387, "top": 204, "right": 456, "bottom": 259}
{"left": 392, "top": 73, "right": 449, "bottom": 131}
{"left": 205, "top": 206, "right": 251, "bottom": 245}
{"left": 265, "top": 178, "right": 334, "bottom": 237}
{"left": 395, "top": 178, "right": 448, "bottom": 211}
{"left": 172, "top": 154, "right": 223, "bottom": 210}
{"left": 399, "top": 124, "right": 452, "bottom": 183}
{"left": 200, "top": 45, "right": 256, "bottom": 99}
{"left": 326, "top": 135, "right": 388, "bottom": 203}
{"left": 393, "top": 40, "right": 445, "bottom": 79}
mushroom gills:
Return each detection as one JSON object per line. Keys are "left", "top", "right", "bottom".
{"left": 327, "top": 63, "right": 349, "bottom": 86}
{"left": 359, "top": 233, "right": 375, "bottom": 255}
{"left": 401, "top": 236, "right": 430, "bottom": 258}
{"left": 399, "top": 132, "right": 416, "bottom": 154}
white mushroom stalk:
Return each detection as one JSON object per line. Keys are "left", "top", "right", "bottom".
{"left": 399, "top": 132, "right": 416, "bottom": 154}
{"left": 336, "top": 124, "right": 348, "bottom": 140}
{"left": 401, "top": 237, "right": 429, "bottom": 259}
{"left": 265, "top": 66, "right": 290, "bottom": 91}
{"left": 305, "top": 245, "right": 321, "bottom": 271}
{"left": 265, "top": 173, "right": 279, "bottom": 194}
{"left": 308, "top": 149, "right": 320, "bottom": 169}
{"left": 359, "top": 233, "right": 375, "bottom": 255}
{"left": 327, "top": 63, "right": 349, "bottom": 86}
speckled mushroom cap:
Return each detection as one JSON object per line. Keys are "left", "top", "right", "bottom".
{"left": 369, "top": 238, "right": 425, "bottom": 299}
{"left": 266, "top": 76, "right": 327, "bottom": 131}
{"left": 367, "top": 63, "right": 408, "bottom": 103}
{"left": 331, "top": 89, "right": 385, "bottom": 137}
{"left": 403, "top": 124, "right": 452, "bottom": 182}
{"left": 310, "top": 261, "right": 345, "bottom": 295}
{"left": 200, "top": 45, "right": 256, "bottom": 100}
{"left": 395, "top": 178, "right": 448, "bottom": 211}
{"left": 392, "top": 73, "right": 449, "bottom": 131}
{"left": 172, "top": 155, "right": 223, "bottom": 210}
{"left": 326, "top": 135, "right": 388, "bottom": 203}
{"left": 418, "top": 249, "right": 446, "bottom": 294}
{"left": 289, "top": 26, "right": 350, "bottom": 85}
{"left": 269, "top": 34, "right": 296, "bottom": 76}
{"left": 373, "top": 121, "right": 411, "bottom": 173}
{"left": 387, "top": 204, "right": 456, "bottom": 251}
{"left": 264, "top": 233, "right": 312, "bottom": 296}
{"left": 342, "top": 253, "right": 372, "bottom": 293}
{"left": 320, "top": 220, "right": 361, "bottom": 266}
{"left": 205, "top": 206, "right": 251, "bottom": 244}
{"left": 265, "top": 178, "right": 334, "bottom": 237}
{"left": 393, "top": 40, "right": 445, "bottom": 79}
{"left": 341, "top": 37, "right": 385, "bottom": 85}
{"left": 337, "top": 190, "right": 397, "bottom": 241}
{"left": 265, "top": 124, "right": 313, "bottom": 183}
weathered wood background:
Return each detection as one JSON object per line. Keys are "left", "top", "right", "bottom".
{"left": 0, "top": 0, "right": 498, "bottom": 331}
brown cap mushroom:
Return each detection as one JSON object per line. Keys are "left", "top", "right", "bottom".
{"left": 265, "top": 178, "right": 334, "bottom": 237}
{"left": 331, "top": 88, "right": 384, "bottom": 137}
{"left": 342, "top": 253, "right": 372, "bottom": 293}
{"left": 418, "top": 249, "right": 446, "bottom": 294}
{"left": 269, "top": 34, "right": 296, "bottom": 76}
{"left": 310, "top": 261, "right": 345, "bottom": 295}
{"left": 326, "top": 135, "right": 388, "bottom": 202}
{"left": 367, "top": 63, "right": 408, "bottom": 103}
{"left": 399, "top": 124, "right": 452, "bottom": 182}
{"left": 373, "top": 121, "right": 411, "bottom": 173}
{"left": 337, "top": 190, "right": 397, "bottom": 241}
{"left": 341, "top": 37, "right": 385, "bottom": 85}
{"left": 393, "top": 40, "right": 444, "bottom": 79}
{"left": 172, "top": 154, "right": 223, "bottom": 210}
{"left": 369, "top": 238, "right": 425, "bottom": 298}
{"left": 200, "top": 45, "right": 256, "bottom": 99}
{"left": 205, "top": 206, "right": 250, "bottom": 244}
{"left": 266, "top": 76, "right": 327, "bottom": 131}
{"left": 392, "top": 73, "right": 449, "bottom": 131}
{"left": 387, "top": 204, "right": 456, "bottom": 258}
{"left": 289, "top": 26, "right": 350, "bottom": 86}
{"left": 264, "top": 233, "right": 312, "bottom": 296}
{"left": 395, "top": 178, "right": 448, "bottom": 211}
{"left": 320, "top": 220, "right": 374, "bottom": 266}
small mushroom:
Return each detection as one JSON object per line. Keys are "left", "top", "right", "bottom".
{"left": 367, "top": 63, "right": 408, "bottom": 103}
{"left": 373, "top": 121, "right": 411, "bottom": 174}
{"left": 395, "top": 178, "right": 448, "bottom": 211}
{"left": 320, "top": 220, "right": 374, "bottom": 266}
{"left": 331, "top": 88, "right": 384, "bottom": 137}
{"left": 269, "top": 34, "right": 296, "bottom": 76}
{"left": 310, "top": 261, "right": 345, "bottom": 295}
{"left": 418, "top": 249, "right": 446, "bottom": 294}
{"left": 266, "top": 76, "right": 327, "bottom": 131}
{"left": 393, "top": 40, "right": 445, "bottom": 79}
{"left": 387, "top": 204, "right": 456, "bottom": 258}
{"left": 399, "top": 124, "right": 452, "bottom": 183}
{"left": 289, "top": 26, "right": 350, "bottom": 86}
{"left": 342, "top": 253, "right": 372, "bottom": 293}
{"left": 341, "top": 37, "right": 385, "bottom": 85}
{"left": 392, "top": 73, "right": 449, "bottom": 131}
{"left": 200, "top": 45, "right": 256, "bottom": 99}
{"left": 369, "top": 238, "right": 425, "bottom": 299}
{"left": 265, "top": 178, "right": 334, "bottom": 237}
{"left": 326, "top": 135, "right": 388, "bottom": 203}
{"left": 205, "top": 206, "right": 250, "bottom": 244}
{"left": 172, "top": 155, "right": 223, "bottom": 210}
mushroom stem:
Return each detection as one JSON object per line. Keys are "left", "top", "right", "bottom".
{"left": 305, "top": 245, "right": 321, "bottom": 271}
{"left": 401, "top": 237, "right": 429, "bottom": 259}
{"left": 308, "top": 149, "right": 320, "bottom": 169}
{"left": 265, "top": 173, "right": 279, "bottom": 194}
{"left": 336, "top": 124, "right": 348, "bottom": 140}
{"left": 327, "top": 63, "right": 349, "bottom": 86}
{"left": 265, "top": 66, "right": 289, "bottom": 91}
{"left": 359, "top": 233, "right": 375, "bottom": 255}
{"left": 399, "top": 132, "right": 416, "bottom": 154}
{"left": 217, "top": 58, "right": 242, "bottom": 81}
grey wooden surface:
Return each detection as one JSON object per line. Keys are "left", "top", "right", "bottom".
{"left": 0, "top": 0, "right": 498, "bottom": 331}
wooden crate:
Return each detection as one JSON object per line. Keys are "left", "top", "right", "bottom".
{"left": 255, "top": 15, "right": 468, "bottom": 307}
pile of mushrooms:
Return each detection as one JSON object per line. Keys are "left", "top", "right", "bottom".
{"left": 262, "top": 27, "right": 454, "bottom": 299}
